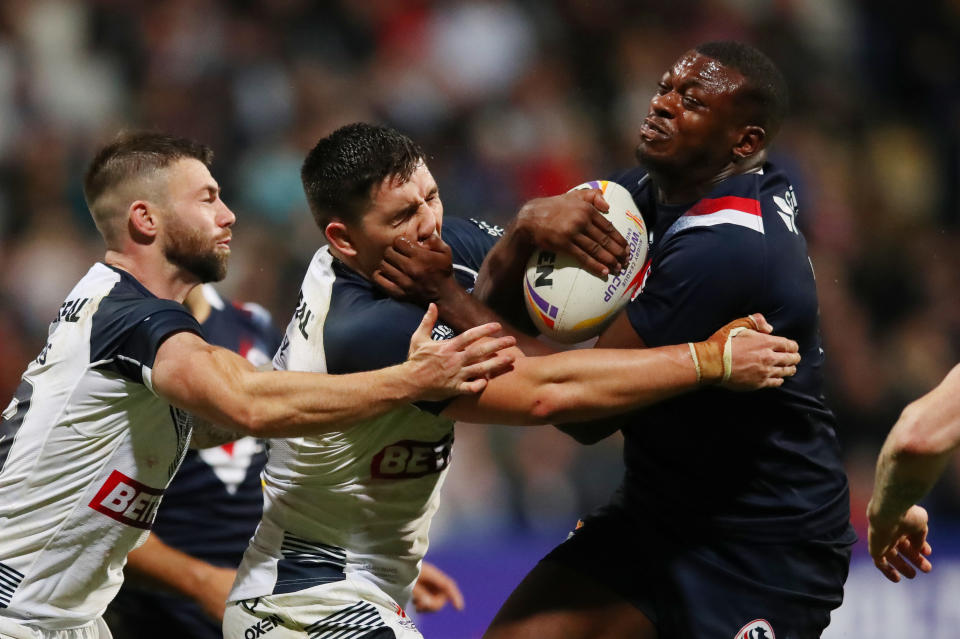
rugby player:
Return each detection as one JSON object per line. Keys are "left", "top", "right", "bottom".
{"left": 105, "top": 285, "right": 464, "bottom": 638}
{"left": 0, "top": 132, "right": 515, "bottom": 639}
{"left": 222, "top": 123, "right": 802, "bottom": 638}
{"left": 866, "top": 365, "right": 960, "bottom": 582}
{"left": 377, "top": 43, "right": 854, "bottom": 638}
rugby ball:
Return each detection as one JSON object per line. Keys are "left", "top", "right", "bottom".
{"left": 523, "top": 180, "right": 649, "bottom": 343}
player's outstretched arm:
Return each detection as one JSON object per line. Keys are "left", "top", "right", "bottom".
{"left": 867, "top": 363, "right": 960, "bottom": 582}
{"left": 123, "top": 535, "right": 235, "bottom": 622}
{"left": 151, "top": 305, "right": 516, "bottom": 438}
{"left": 442, "top": 314, "right": 799, "bottom": 426}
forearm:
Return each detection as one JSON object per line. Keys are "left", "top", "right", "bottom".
{"left": 869, "top": 391, "right": 960, "bottom": 523}
{"left": 451, "top": 344, "right": 697, "bottom": 425}
{"left": 212, "top": 360, "right": 425, "bottom": 438}
{"left": 124, "top": 535, "right": 226, "bottom": 600}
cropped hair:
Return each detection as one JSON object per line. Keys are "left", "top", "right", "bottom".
{"left": 695, "top": 41, "right": 789, "bottom": 139}
{"left": 83, "top": 131, "right": 213, "bottom": 209}
{"left": 301, "top": 123, "right": 424, "bottom": 228}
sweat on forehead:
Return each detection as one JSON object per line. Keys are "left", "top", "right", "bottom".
{"left": 671, "top": 52, "right": 743, "bottom": 92}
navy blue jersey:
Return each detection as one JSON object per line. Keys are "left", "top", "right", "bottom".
{"left": 607, "top": 163, "right": 850, "bottom": 542}
{"left": 320, "top": 216, "right": 500, "bottom": 412}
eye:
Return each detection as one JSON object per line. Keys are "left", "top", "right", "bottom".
{"left": 657, "top": 82, "right": 670, "bottom": 95}
{"left": 682, "top": 95, "right": 702, "bottom": 108}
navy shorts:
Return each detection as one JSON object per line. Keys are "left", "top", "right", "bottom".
{"left": 543, "top": 506, "right": 855, "bottom": 639}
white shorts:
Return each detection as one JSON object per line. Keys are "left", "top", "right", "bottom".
{"left": 0, "top": 618, "right": 112, "bottom": 639}
{"left": 223, "top": 579, "right": 422, "bottom": 639}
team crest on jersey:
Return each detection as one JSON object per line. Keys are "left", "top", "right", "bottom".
{"left": 431, "top": 322, "right": 455, "bottom": 341}
{"left": 734, "top": 619, "right": 775, "bottom": 639}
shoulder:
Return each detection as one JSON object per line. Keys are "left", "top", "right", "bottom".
{"left": 606, "top": 167, "right": 650, "bottom": 198}
{"left": 442, "top": 216, "right": 503, "bottom": 277}
{"left": 443, "top": 216, "right": 503, "bottom": 252}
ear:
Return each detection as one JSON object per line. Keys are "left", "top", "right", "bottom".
{"left": 127, "top": 200, "right": 160, "bottom": 243}
{"left": 732, "top": 125, "right": 766, "bottom": 161}
{"left": 325, "top": 220, "right": 357, "bottom": 257}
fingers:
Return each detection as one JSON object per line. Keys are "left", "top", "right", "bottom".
{"left": 412, "top": 304, "right": 439, "bottom": 344}
{"left": 461, "top": 352, "right": 516, "bottom": 383}
{"left": 573, "top": 219, "right": 629, "bottom": 275}
{"left": 574, "top": 188, "right": 610, "bottom": 212}
{"left": 565, "top": 243, "right": 615, "bottom": 279}
{"left": 748, "top": 313, "right": 772, "bottom": 333}
{"left": 372, "top": 270, "right": 408, "bottom": 299}
{"left": 886, "top": 548, "right": 918, "bottom": 579}
{"left": 874, "top": 554, "right": 902, "bottom": 583}
{"left": 898, "top": 538, "right": 933, "bottom": 574}
{"left": 448, "top": 321, "right": 504, "bottom": 351}
{"left": 463, "top": 335, "right": 517, "bottom": 362}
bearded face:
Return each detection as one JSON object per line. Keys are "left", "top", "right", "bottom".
{"left": 162, "top": 212, "right": 229, "bottom": 283}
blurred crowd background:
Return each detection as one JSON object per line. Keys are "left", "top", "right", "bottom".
{"left": 0, "top": 0, "right": 957, "bottom": 630}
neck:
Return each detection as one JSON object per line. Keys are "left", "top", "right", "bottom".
{"left": 650, "top": 152, "right": 766, "bottom": 205}
{"left": 328, "top": 247, "right": 371, "bottom": 281}
{"left": 183, "top": 284, "right": 212, "bottom": 323}
{"left": 104, "top": 250, "right": 200, "bottom": 303}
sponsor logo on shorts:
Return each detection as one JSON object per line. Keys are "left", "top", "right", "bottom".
{"left": 371, "top": 433, "right": 453, "bottom": 479}
{"left": 735, "top": 619, "right": 775, "bottom": 639}
{"left": 88, "top": 470, "right": 163, "bottom": 529}
{"left": 244, "top": 613, "right": 283, "bottom": 638}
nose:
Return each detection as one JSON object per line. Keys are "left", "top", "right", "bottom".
{"left": 218, "top": 200, "right": 237, "bottom": 228}
{"left": 650, "top": 90, "right": 676, "bottom": 119}
{"left": 415, "top": 206, "right": 438, "bottom": 241}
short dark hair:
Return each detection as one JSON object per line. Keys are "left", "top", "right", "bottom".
{"left": 695, "top": 41, "right": 789, "bottom": 139}
{"left": 301, "top": 123, "right": 424, "bottom": 228}
{"left": 83, "top": 131, "right": 213, "bottom": 208}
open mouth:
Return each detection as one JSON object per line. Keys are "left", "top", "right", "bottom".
{"left": 640, "top": 117, "right": 670, "bottom": 141}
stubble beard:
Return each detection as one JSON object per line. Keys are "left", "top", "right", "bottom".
{"left": 162, "top": 223, "right": 228, "bottom": 283}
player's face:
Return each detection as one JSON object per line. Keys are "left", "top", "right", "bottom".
{"left": 350, "top": 162, "right": 443, "bottom": 277}
{"left": 159, "top": 158, "right": 235, "bottom": 283}
{"left": 636, "top": 52, "right": 748, "bottom": 177}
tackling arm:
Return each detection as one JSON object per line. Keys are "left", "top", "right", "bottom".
{"left": 442, "top": 315, "right": 797, "bottom": 426}
{"left": 151, "top": 307, "right": 516, "bottom": 438}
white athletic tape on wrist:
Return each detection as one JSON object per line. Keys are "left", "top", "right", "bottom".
{"left": 722, "top": 326, "right": 748, "bottom": 382}
{"left": 688, "top": 342, "right": 701, "bottom": 383}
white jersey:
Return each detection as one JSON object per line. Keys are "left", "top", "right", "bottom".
{"left": 230, "top": 217, "right": 501, "bottom": 609}
{"left": 0, "top": 263, "right": 201, "bottom": 629}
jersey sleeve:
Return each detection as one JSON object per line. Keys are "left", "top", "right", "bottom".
{"left": 444, "top": 217, "right": 503, "bottom": 287}
{"left": 91, "top": 297, "right": 202, "bottom": 386}
{"left": 626, "top": 226, "right": 765, "bottom": 346}
{"left": 324, "top": 298, "right": 456, "bottom": 415}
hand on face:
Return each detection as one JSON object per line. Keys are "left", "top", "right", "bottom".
{"left": 374, "top": 234, "right": 455, "bottom": 304}
{"left": 517, "top": 188, "right": 629, "bottom": 278}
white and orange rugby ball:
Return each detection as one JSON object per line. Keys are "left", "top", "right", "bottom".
{"left": 523, "top": 180, "right": 649, "bottom": 344}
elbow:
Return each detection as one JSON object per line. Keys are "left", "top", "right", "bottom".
{"left": 219, "top": 403, "right": 264, "bottom": 437}
{"left": 527, "top": 385, "right": 567, "bottom": 423}
{"left": 891, "top": 402, "right": 951, "bottom": 459}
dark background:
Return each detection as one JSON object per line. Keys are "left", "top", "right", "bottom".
{"left": 0, "top": 1, "right": 956, "bottom": 635}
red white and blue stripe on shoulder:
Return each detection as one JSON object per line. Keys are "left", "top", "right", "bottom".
{"left": 670, "top": 194, "right": 764, "bottom": 236}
